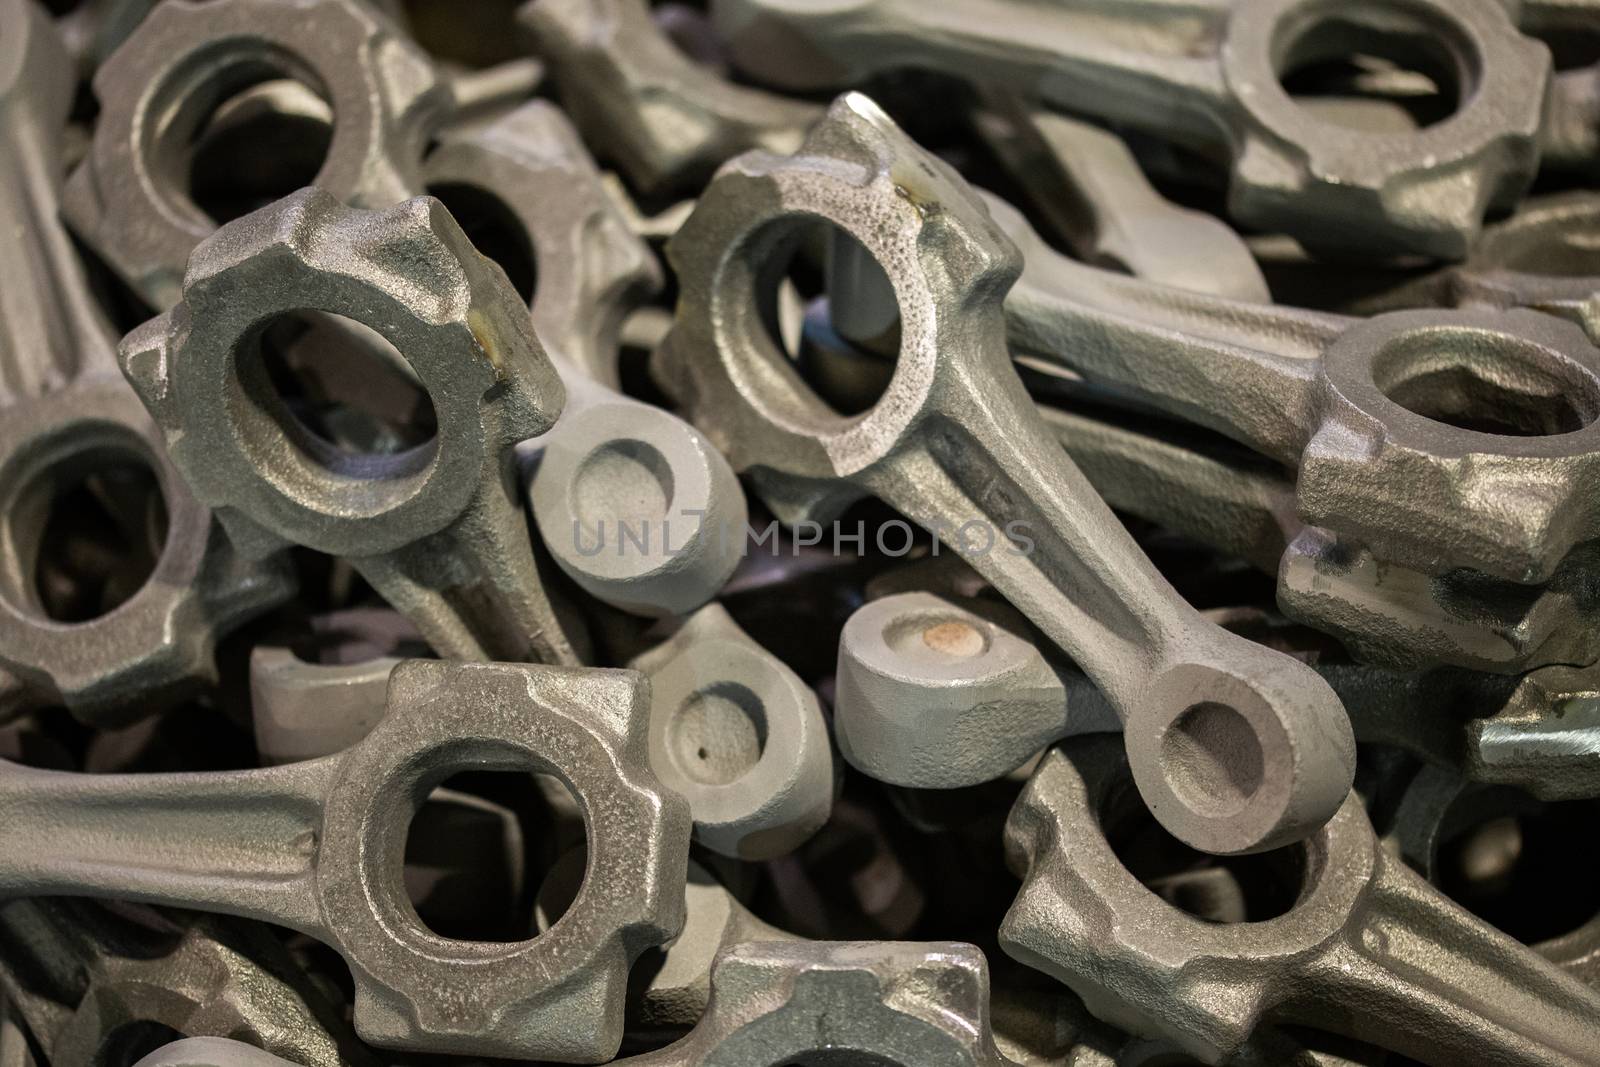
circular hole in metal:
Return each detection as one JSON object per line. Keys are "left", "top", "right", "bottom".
{"left": 425, "top": 181, "right": 539, "bottom": 305}
{"left": 188, "top": 77, "right": 334, "bottom": 225}
{"left": 241, "top": 310, "right": 438, "bottom": 460}
{"left": 1159, "top": 702, "right": 1265, "bottom": 820}
{"left": 669, "top": 681, "right": 768, "bottom": 786}
{"left": 1436, "top": 794, "right": 1600, "bottom": 944}
{"left": 777, "top": 1055, "right": 903, "bottom": 1067}
{"left": 1371, "top": 327, "right": 1600, "bottom": 436}
{"left": 1102, "top": 778, "right": 1304, "bottom": 923}
{"left": 1275, "top": 7, "right": 1471, "bottom": 131}
{"left": 572, "top": 438, "right": 676, "bottom": 534}
{"left": 402, "top": 769, "right": 584, "bottom": 943}
{"left": 2, "top": 443, "right": 169, "bottom": 623}
{"left": 751, "top": 217, "right": 901, "bottom": 419}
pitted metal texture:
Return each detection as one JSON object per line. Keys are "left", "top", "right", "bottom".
{"left": 0, "top": 0, "right": 292, "bottom": 725}
{"left": 118, "top": 188, "right": 588, "bottom": 664}
{"left": 655, "top": 91, "right": 1355, "bottom": 856}
{"left": 0, "top": 901, "right": 366, "bottom": 1067}
{"left": 710, "top": 0, "right": 1552, "bottom": 259}
{"left": 62, "top": 0, "right": 452, "bottom": 310}
{"left": 615, "top": 940, "right": 1020, "bottom": 1066}
{"left": 247, "top": 602, "right": 832, "bottom": 860}
{"left": 1002, "top": 736, "right": 1600, "bottom": 1066}
{"left": 994, "top": 191, "right": 1600, "bottom": 587}
{"left": 0, "top": 660, "right": 691, "bottom": 1062}
{"left": 2, "top": 4, "right": 1598, "bottom": 1064}
{"left": 519, "top": 0, "right": 822, "bottom": 198}
{"left": 421, "top": 101, "right": 749, "bottom": 616}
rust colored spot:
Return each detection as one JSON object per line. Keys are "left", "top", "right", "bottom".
{"left": 923, "top": 620, "right": 984, "bottom": 658}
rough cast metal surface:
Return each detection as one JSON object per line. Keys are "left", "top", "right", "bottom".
{"left": 0, "top": 0, "right": 291, "bottom": 724}
{"left": 0, "top": 900, "right": 366, "bottom": 1067}
{"left": 422, "top": 101, "right": 749, "bottom": 615}
{"left": 623, "top": 860, "right": 796, "bottom": 1035}
{"left": 0, "top": 660, "right": 691, "bottom": 1062}
{"left": 656, "top": 92, "right": 1355, "bottom": 855}
{"left": 425, "top": 100, "right": 663, "bottom": 387}
{"left": 970, "top": 98, "right": 1271, "bottom": 302}
{"left": 615, "top": 940, "right": 1019, "bottom": 1066}
{"left": 1351, "top": 191, "right": 1600, "bottom": 343}
{"left": 1001, "top": 736, "right": 1600, "bottom": 1066}
{"left": 248, "top": 601, "right": 832, "bottom": 859}
{"left": 62, "top": 0, "right": 451, "bottom": 310}
{"left": 1378, "top": 761, "right": 1600, "bottom": 987}
{"left": 629, "top": 603, "right": 833, "bottom": 858}
{"left": 248, "top": 608, "right": 424, "bottom": 765}
{"left": 1029, "top": 399, "right": 1600, "bottom": 675}
{"left": 994, "top": 191, "right": 1600, "bottom": 586}
{"left": 118, "top": 189, "right": 589, "bottom": 664}
{"left": 519, "top": 0, "right": 821, "bottom": 197}
{"left": 711, "top": 0, "right": 1551, "bottom": 258}
{"left": 835, "top": 591, "right": 1118, "bottom": 789}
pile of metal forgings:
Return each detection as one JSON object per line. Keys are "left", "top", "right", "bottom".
{"left": 6, "top": 0, "right": 1600, "bottom": 1064}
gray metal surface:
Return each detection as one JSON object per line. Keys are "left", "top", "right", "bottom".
{"left": 630, "top": 603, "right": 833, "bottom": 858}
{"left": 519, "top": 0, "right": 821, "bottom": 197}
{"left": 2, "top": 4, "right": 1597, "bottom": 1062}
{"left": 710, "top": 0, "right": 1551, "bottom": 258}
{"left": 0, "top": 660, "right": 691, "bottom": 1061}
{"left": 1002, "top": 735, "right": 1600, "bottom": 1066}
{"left": 995, "top": 191, "right": 1600, "bottom": 587}
{"left": 424, "top": 103, "right": 750, "bottom": 617}
{"left": 62, "top": 0, "right": 451, "bottom": 310}
{"left": 0, "top": 901, "right": 366, "bottom": 1067}
{"left": 615, "top": 940, "right": 1020, "bottom": 1066}
{"left": 0, "top": 0, "right": 292, "bottom": 725}
{"left": 971, "top": 98, "right": 1272, "bottom": 302}
{"left": 118, "top": 189, "right": 588, "bottom": 664}
{"left": 835, "top": 591, "right": 1117, "bottom": 788}
{"left": 655, "top": 92, "right": 1354, "bottom": 855}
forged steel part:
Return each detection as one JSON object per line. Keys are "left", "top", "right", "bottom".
{"left": 248, "top": 608, "right": 421, "bottom": 765}
{"left": 1379, "top": 762, "right": 1600, "bottom": 987}
{"left": 62, "top": 0, "right": 451, "bottom": 311}
{"left": 615, "top": 940, "right": 1018, "bottom": 1066}
{"left": 422, "top": 101, "right": 749, "bottom": 615}
{"left": 5, "top": 0, "right": 1600, "bottom": 1060}
{"left": 248, "top": 602, "right": 832, "bottom": 859}
{"left": 629, "top": 602, "right": 833, "bottom": 859}
{"left": 129, "top": 1039, "right": 302, "bottom": 1067}
{"left": 993, "top": 191, "right": 1600, "bottom": 586}
{"left": 425, "top": 101, "right": 663, "bottom": 388}
{"left": 711, "top": 0, "right": 1552, "bottom": 258}
{"left": 518, "top": 0, "right": 822, "bottom": 198}
{"left": 1349, "top": 191, "right": 1600, "bottom": 342}
{"left": 0, "top": 660, "right": 691, "bottom": 1062}
{"left": 970, "top": 99, "right": 1272, "bottom": 302}
{"left": 655, "top": 91, "right": 1355, "bottom": 856}
{"left": 834, "top": 591, "right": 1119, "bottom": 789}
{"left": 0, "top": 901, "right": 363, "bottom": 1067}
{"left": 622, "top": 860, "right": 796, "bottom": 1035}
{"left": 1029, "top": 399, "right": 1600, "bottom": 675}
{"left": 0, "top": 0, "right": 291, "bottom": 724}
{"left": 118, "top": 189, "right": 589, "bottom": 664}
{"left": 1002, "top": 735, "right": 1600, "bottom": 1066}
{"left": 840, "top": 583, "right": 1600, "bottom": 808}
